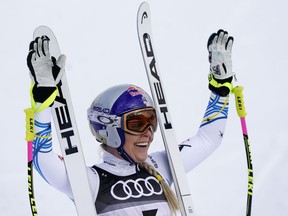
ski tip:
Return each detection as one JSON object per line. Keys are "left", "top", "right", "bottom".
{"left": 137, "top": 1, "right": 150, "bottom": 26}
{"left": 34, "top": 25, "right": 52, "bottom": 33}
{"left": 33, "top": 25, "right": 54, "bottom": 39}
{"left": 138, "top": 1, "right": 150, "bottom": 13}
{"left": 139, "top": 1, "right": 149, "bottom": 8}
{"left": 36, "top": 25, "right": 51, "bottom": 29}
{"left": 32, "top": 25, "right": 61, "bottom": 57}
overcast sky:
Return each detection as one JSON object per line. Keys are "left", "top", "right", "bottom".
{"left": 1, "top": 0, "right": 287, "bottom": 215}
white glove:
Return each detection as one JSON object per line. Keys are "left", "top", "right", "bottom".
{"left": 27, "top": 36, "right": 65, "bottom": 87}
{"left": 208, "top": 29, "right": 234, "bottom": 80}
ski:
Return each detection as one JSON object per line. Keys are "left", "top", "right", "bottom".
{"left": 33, "top": 26, "right": 97, "bottom": 216}
{"left": 137, "top": 2, "right": 195, "bottom": 215}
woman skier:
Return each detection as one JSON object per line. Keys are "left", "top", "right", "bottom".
{"left": 27, "top": 29, "right": 234, "bottom": 215}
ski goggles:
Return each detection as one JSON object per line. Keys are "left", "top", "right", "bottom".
{"left": 122, "top": 108, "right": 158, "bottom": 135}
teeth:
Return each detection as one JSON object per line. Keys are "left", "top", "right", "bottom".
{"left": 135, "top": 142, "right": 148, "bottom": 147}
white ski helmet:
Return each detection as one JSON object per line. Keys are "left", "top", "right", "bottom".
{"left": 87, "top": 84, "right": 155, "bottom": 162}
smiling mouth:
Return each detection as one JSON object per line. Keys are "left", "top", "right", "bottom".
{"left": 135, "top": 142, "right": 148, "bottom": 148}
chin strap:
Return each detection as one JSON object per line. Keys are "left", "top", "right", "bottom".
{"left": 117, "top": 145, "right": 135, "bottom": 165}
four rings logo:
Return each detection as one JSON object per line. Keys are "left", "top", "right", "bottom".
{"left": 111, "top": 177, "right": 162, "bottom": 200}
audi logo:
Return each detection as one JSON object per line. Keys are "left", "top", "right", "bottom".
{"left": 111, "top": 176, "right": 162, "bottom": 200}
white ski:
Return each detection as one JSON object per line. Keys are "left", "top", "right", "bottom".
{"left": 33, "top": 26, "right": 97, "bottom": 216}
{"left": 137, "top": 2, "right": 195, "bottom": 215}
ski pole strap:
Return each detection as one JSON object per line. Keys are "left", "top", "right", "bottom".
{"left": 30, "top": 83, "right": 58, "bottom": 113}
{"left": 208, "top": 73, "right": 234, "bottom": 93}
{"left": 233, "top": 86, "right": 247, "bottom": 117}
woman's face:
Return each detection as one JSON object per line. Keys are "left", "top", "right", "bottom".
{"left": 123, "top": 128, "right": 154, "bottom": 163}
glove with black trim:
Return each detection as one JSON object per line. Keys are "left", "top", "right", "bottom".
{"left": 27, "top": 35, "right": 66, "bottom": 103}
{"left": 207, "top": 29, "right": 234, "bottom": 96}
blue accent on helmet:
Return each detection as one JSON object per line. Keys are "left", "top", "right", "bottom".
{"left": 110, "top": 85, "right": 152, "bottom": 115}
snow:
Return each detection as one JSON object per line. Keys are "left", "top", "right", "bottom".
{"left": 1, "top": 0, "right": 288, "bottom": 215}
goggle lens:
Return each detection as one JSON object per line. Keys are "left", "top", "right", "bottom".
{"left": 123, "top": 108, "right": 157, "bottom": 135}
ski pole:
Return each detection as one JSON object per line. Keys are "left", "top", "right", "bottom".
{"left": 233, "top": 86, "right": 253, "bottom": 216}
{"left": 24, "top": 108, "right": 38, "bottom": 215}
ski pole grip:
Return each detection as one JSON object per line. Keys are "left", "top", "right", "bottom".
{"left": 24, "top": 108, "right": 35, "bottom": 142}
{"left": 233, "top": 86, "right": 247, "bottom": 118}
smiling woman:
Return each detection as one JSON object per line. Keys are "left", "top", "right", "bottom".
{"left": 87, "top": 84, "right": 180, "bottom": 213}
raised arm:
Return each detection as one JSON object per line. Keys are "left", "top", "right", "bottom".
{"left": 180, "top": 29, "right": 235, "bottom": 172}
{"left": 26, "top": 36, "right": 74, "bottom": 198}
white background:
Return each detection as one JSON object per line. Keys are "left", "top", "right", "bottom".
{"left": 1, "top": 0, "right": 287, "bottom": 215}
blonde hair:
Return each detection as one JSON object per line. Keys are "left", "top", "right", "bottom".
{"left": 139, "top": 162, "right": 180, "bottom": 214}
